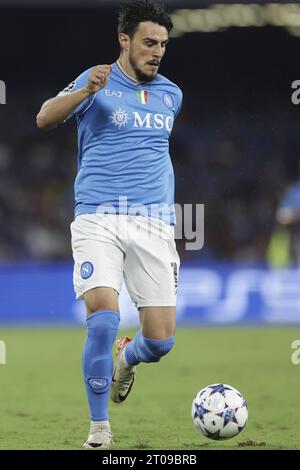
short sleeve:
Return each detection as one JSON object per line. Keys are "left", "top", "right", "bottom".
{"left": 174, "top": 88, "right": 183, "bottom": 119}
{"left": 56, "top": 68, "right": 95, "bottom": 121}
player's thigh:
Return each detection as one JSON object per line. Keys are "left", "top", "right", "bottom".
{"left": 139, "top": 306, "right": 176, "bottom": 339}
{"left": 71, "top": 214, "right": 124, "bottom": 315}
{"left": 84, "top": 287, "right": 120, "bottom": 316}
{"left": 124, "top": 218, "right": 180, "bottom": 323}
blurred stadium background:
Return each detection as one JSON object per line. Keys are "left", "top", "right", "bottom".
{"left": 1, "top": 0, "right": 300, "bottom": 327}
{"left": 2, "top": 0, "right": 300, "bottom": 451}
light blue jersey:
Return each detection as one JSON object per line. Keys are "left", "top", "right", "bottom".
{"left": 59, "top": 62, "right": 182, "bottom": 224}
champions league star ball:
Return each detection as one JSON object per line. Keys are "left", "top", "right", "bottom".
{"left": 191, "top": 384, "right": 248, "bottom": 440}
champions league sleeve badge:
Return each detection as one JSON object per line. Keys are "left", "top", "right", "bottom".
{"left": 61, "top": 81, "right": 76, "bottom": 93}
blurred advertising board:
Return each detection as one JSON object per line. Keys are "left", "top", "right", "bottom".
{"left": 1, "top": 262, "right": 300, "bottom": 327}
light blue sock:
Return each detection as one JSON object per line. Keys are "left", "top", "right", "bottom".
{"left": 82, "top": 310, "right": 120, "bottom": 421}
{"left": 125, "top": 330, "right": 176, "bottom": 365}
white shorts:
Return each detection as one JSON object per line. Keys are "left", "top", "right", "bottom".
{"left": 70, "top": 214, "right": 180, "bottom": 308}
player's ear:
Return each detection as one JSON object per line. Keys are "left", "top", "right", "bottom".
{"left": 119, "top": 32, "right": 130, "bottom": 51}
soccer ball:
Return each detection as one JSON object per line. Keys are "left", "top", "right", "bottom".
{"left": 191, "top": 383, "right": 248, "bottom": 440}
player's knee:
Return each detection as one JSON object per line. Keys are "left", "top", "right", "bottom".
{"left": 86, "top": 305, "right": 118, "bottom": 318}
{"left": 86, "top": 310, "right": 120, "bottom": 339}
{"left": 86, "top": 301, "right": 119, "bottom": 316}
{"left": 143, "top": 335, "right": 176, "bottom": 362}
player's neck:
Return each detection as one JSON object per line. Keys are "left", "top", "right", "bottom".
{"left": 117, "top": 56, "right": 140, "bottom": 84}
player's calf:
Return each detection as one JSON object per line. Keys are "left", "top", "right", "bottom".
{"left": 82, "top": 310, "right": 120, "bottom": 419}
{"left": 125, "top": 330, "right": 176, "bottom": 364}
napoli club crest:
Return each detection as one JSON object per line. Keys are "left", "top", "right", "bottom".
{"left": 163, "top": 93, "right": 174, "bottom": 109}
{"left": 81, "top": 261, "right": 94, "bottom": 280}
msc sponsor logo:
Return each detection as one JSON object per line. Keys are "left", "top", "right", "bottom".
{"left": 110, "top": 108, "right": 131, "bottom": 129}
{"left": 110, "top": 108, "right": 173, "bottom": 131}
{"left": 133, "top": 112, "right": 173, "bottom": 131}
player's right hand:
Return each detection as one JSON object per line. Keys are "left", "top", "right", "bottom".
{"left": 84, "top": 65, "right": 112, "bottom": 94}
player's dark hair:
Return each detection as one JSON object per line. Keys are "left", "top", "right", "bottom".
{"left": 117, "top": 0, "right": 173, "bottom": 38}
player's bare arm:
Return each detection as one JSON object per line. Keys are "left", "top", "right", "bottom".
{"left": 36, "top": 65, "right": 112, "bottom": 130}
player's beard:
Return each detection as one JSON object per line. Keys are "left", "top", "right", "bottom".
{"left": 129, "top": 52, "right": 157, "bottom": 83}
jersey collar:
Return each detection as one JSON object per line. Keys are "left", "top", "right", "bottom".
{"left": 116, "top": 60, "right": 141, "bottom": 85}
{"left": 115, "top": 60, "right": 157, "bottom": 87}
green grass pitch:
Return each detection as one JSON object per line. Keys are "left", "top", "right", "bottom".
{"left": 0, "top": 327, "right": 299, "bottom": 450}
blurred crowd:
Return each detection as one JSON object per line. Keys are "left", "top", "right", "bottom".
{"left": 0, "top": 90, "right": 299, "bottom": 263}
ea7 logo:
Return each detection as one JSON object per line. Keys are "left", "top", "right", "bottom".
{"left": 0, "top": 80, "right": 6, "bottom": 104}
{"left": 105, "top": 89, "right": 123, "bottom": 98}
{"left": 133, "top": 112, "right": 173, "bottom": 131}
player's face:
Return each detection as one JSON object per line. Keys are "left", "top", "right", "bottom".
{"left": 129, "top": 21, "right": 169, "bottom": 83}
